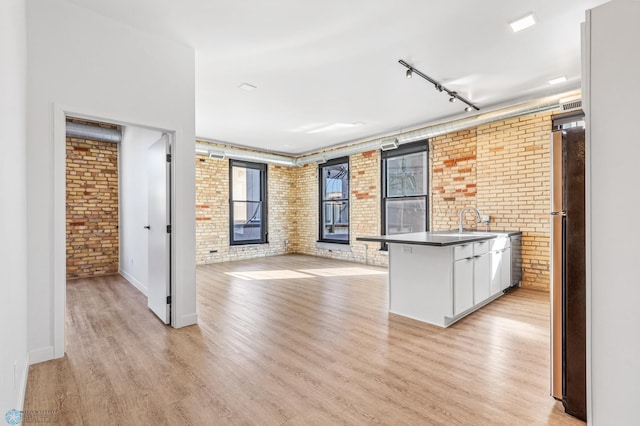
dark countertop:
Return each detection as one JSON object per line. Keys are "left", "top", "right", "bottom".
{"left": 357, "top": 230, "right": 522, "bottom": 247}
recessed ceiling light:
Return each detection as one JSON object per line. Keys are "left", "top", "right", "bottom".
{"left": 548, "top": 76, "right": 568, "bottom": 85}
{"left": 238, "top": 83, "right": 257, "bottom": 91}
{"left": 509, "top": 13, "right": 536, "bottom": 32}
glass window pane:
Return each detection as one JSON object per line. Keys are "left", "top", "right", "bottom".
{"left": 233, "top": 201, "right": 262, "bottom": 241}
{"left": 322, "top": 201, "right": 349, "bottom": 241}
{"left": 232, "top": 166, "right": 261, "bottom": 201}
{"left": 385, "top": 198, "right": 426, "bottom": 235}
{"left": 323, "top": 163, "right": 349, "bottom": 200}
{"left": 386, "top": 152, "right": 427, "bottom": 197}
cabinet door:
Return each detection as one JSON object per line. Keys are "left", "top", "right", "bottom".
{"left": 474, "top": 253, "right": 490, "bottom": 304}
{"left": 490, "top": 250, "right": 502, "bottom": 296}
{"left": 501, "top": 247, "right": 512, "bottom": 290}
{"left": 453, "top": 258, "right": 474, "bottom": 315}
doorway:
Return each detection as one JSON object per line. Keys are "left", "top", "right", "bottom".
{"left": 61, "top": 114, "right": 174, "bottom": 355}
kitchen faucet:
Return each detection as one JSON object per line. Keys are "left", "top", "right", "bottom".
{"left": 459, "top": 206, "right": 482, "bottom": 233}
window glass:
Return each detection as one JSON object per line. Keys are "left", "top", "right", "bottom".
{"left": 381, "top": 141, "right": 429, "bottom": 241}
{"left": 319, "top": 158, "right": 349, "bottom": 243}
{"left": 386, "top": 152, "right": 427, "bottom": 197}
{"left": 230, "top": 161, "right": 267, "bottom": 245}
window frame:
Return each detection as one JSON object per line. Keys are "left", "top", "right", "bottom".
{"left": 229, "top": 159, "right": 268, "bottom": 246}
{"left": 318, "top": 156, "right": 350, "bottom": 244}
{"left": 381, "top": 140, "right": 429, "bottom": 250}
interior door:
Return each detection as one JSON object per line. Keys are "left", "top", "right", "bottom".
{"left": 147, "top": 134, "right": 171, "bottom": 324}
{"left": 550, "top": 129, "right": 563, "bottom": 400}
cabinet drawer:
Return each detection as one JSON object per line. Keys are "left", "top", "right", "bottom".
{"left": 473, "top": 240, "right": 490, "bottom": 256}
{"left": 490, "top": 237, "right": 511, "bottom": 251}
{"left": 453, "top": 244, "right": 473, "bottom": 260}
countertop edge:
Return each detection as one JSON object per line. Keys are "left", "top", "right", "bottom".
{"left": 356, "top": 231, "right": 522, "bottom": 247}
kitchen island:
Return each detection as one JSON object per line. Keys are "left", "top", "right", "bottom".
{"left": 358, "top": 231, "right": 521, "bottom": 327}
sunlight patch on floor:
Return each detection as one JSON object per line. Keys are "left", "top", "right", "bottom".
{"left": 300, "top": 267, "right": 387, "bottom": 277}
{"left": 225, "top": 270, "right": 315, "bottom": 281}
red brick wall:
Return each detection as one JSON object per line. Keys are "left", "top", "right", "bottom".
{"left": 428, "top": 111, "right": 553, "bottom": 290}
{"left": 431, "top": 129, "right": 477, "bottom": 231}
{"left": 66, "top": 136, "right": 119, "bottom": 279}
{"left": 194, "top": 148, "right": 295, "bottom": 263}
{"left": 193, "top": 112, "right": 556, "bottom": 290}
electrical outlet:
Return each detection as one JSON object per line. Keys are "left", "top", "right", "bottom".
{"left": 481, "top": 215, "right": 490, "bottom": 223}
{"left": 284, "top": 239, "right": 289, "bottom": 244}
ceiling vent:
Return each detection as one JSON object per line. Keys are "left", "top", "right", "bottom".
{"left": 208, "top": 151, "right": 226, "bottom": 159}
{"left": 380, "top": 138, "right": 399, "bottom": 151}
{"left": 560, "top": 99, "right": 582, "bottom": 113}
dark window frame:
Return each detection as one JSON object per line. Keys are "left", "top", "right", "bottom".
{"left": 318, "top": 156, "right": 350, "bottom": 244}
{"left": 381, "top": 140, "right": 429, "bottom": 250}
{"left": 229, "top": 159, "right": 268, "bottom": 245}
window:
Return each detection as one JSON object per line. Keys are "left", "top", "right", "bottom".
{"left": 319, "top": 157, "right": 349, "bottom": 243}
{"left": 230, "top": 160, "right": 267, "bottom": 245}
{"left": 382, "top": 141, "right": 429, "bottom": 245}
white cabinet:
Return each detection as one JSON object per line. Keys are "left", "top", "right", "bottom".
{"left": 387, "top": 235, "right": 516, "bottom": 328}
{"left": 490, "top": 249, "right": 503, "bottom": 295}
{"left": 501, "top": 247, "right": 512, "bottom": 290}
{"left": 453, "top": 257, "right": 473, "bottom": 315}
{"left": 472, "top": 241, "right": 491, "bottom": 304}
{"left": 489, "top": 237, "right": 512, "bottom": 295}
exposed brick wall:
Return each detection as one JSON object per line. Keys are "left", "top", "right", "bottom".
{"left": 428, "top": 112, "right": 553, "bottom": 290}
{"left": 289, "top": 151, "right": 388, "bottom": 266}
{"left": 476, "top": 112, "right": 553, "bottom": 291}
{"left": 431, "top": 129, "right": 477, "bottom": 231}
{"left": 194, "top": 111, "right": 555, "bottom": 290}
{"left": 66, "top": 137, "right": 119, "bottom": 279}
{"left": 195, "top": 147, "right": 295, "bottom": 263}
{"left": 289, "top": 163, "right": 317, "bottom": 255}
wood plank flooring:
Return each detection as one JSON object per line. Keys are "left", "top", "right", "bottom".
{"left": 24, "top": 254, "right": 583, "bottom": 425}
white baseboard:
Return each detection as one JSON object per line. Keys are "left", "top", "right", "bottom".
{"left": 28, "top": 346, "right": 54, "bottom": 365}
{"left": 17, "top": 353, "right": 29, "bottom": 410}
{"left": 119, "top": 268, "right": 147, "bottom": 296}
{"left": 174, "top": 313, "right": 198, "bottom": 328}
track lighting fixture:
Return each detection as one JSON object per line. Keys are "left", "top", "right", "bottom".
{"left": 399, "top": 59, "right": 479, "bottom": 113}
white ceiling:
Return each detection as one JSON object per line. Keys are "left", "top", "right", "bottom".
{"left": 68, "top": 0, "right": 607, "bottom": 154}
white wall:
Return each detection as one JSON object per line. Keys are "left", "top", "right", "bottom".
{"left": 0, "top": 0, "right": 29, "bottom": 413}
{"left": 26, "top": 0, "right": 197, "bottom": 363}
{"left": 585, "top": 0, "right": 640, "bottom": 424}
{"left": 119, "top": 126, "right": 164, "bottom": 295}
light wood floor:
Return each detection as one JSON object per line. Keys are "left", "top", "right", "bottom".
{"left": 25, "top": 254, "right": 583, "bottom": 425}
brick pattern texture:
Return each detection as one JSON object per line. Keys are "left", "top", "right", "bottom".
{"left": 476, "top": 112, "right": 553, "bottom": 291}
{"left": 195, "top": 150, "right": 295, "bottom": 263}
{"left": 194, "top": 112, "right": 555, "bottom": 290}
{"left": 431, "top": 129, "right": 477, "bottom": 231}
{"left": 66, "top": 136, "right": 119, "bottom": 279}
{"left": 429, "top": 112, "right": 553, "bottom": 290}
{"left": 289, "top": 151, "right": 388, "bottom": 266}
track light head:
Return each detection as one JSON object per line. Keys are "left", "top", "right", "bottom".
{"left": 399, "top": 59, "right": 480, "bottom": 112}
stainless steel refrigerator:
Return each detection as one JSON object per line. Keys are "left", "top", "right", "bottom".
{"left": 550, "top": 127, "right": 586, "bottom": 420}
